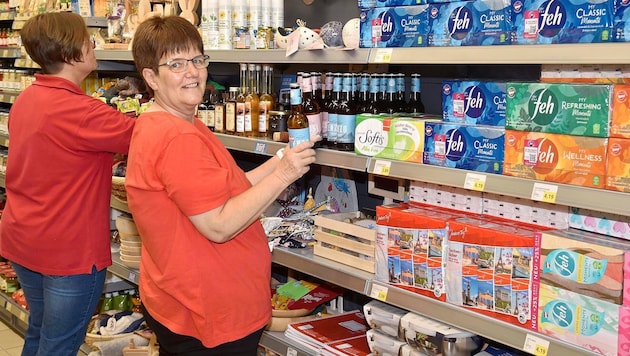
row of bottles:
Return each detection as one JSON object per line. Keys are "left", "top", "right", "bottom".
{"left": 198, "top": 70, "right": 425, "bottom": 152}
{"left": 197, "top": 63, "right": 276, "bottom": 138}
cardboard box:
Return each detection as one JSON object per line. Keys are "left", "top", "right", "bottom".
{"left": 606, "top": 137, "right": 630, "bottom": 193}
{"left": 503, "top": 130, "right": 608, "bottom": 189}
{"left": 313, "top": 212, "right": 377, "bottom": 273}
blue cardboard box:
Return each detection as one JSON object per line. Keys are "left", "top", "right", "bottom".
{"left": 442, "top": 80, "right": 507, "bottom": 126}
{"left": 360, "top": 5, "right": 430, "bottom": 47}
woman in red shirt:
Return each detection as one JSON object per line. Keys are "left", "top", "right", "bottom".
{"left": 0, "top": 12, "right": 135, "bottom": 355}
{"left": 127, "top": 16, "right": 317, "bottom": 355}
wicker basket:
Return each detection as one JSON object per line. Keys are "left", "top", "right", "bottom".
{"left": 112, "top": 176, "right": 127, "bottom": 203}
{"left": 84, "top": 314, "right": 135, "bottom": 347}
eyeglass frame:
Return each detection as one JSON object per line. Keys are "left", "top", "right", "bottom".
{"left": 158, "top": 54, "right": 211, "bottom": 73}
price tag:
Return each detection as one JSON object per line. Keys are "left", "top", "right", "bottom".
{"left": 253, "top": 141, "right": 267, "bottom": 155}
{"left": 5, "top": 303, "right": 13, "bottom": 314}
{"left": 369, "top": 284, "right": 389, "bottom": 301}
{"left": 0, "top": 95, "right": 5, "bottom": 103}
{"left": 531, "top": 182, "right": 558, "bottom": 203}
{"left": 372, "top": 160, "right": 392, "bottom": 176}
{"left": 464, "top": 173, "right": 487, "bottom": 191}
{"left": 9, "top": 95, "right": 15, "bottom": 104}
{"left": 286, "top": 347, "right": 297, "bottom": 356}
{"left": 373, "top": 49, "right": 393, "bottom": 63}
{"left": 127, "top": 271, "right": 138, "bottom": 283}
{"left": 523, "top": 334, "right": 549, "bottom": 356}
{"left": 19, "top": 310, "right": 27, "bottom": 322}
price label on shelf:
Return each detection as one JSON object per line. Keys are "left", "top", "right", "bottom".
{"left": 286, "top": 347, "right": 297, "bottom": 356}
{"left": 373, "top": 49, "right": 393, "bottom": 63}
{"left": 372, "top": 160, "right": 391, "bottom": 176}
{"left": 463, "top": 173, "right": 487, "bottom": 192}
{"left": 369, "top": 284, "right": 389, "bottom": 302}
{"left": 127, "top": 271, "right": 138, "bottom": 283}
{"left": 523, "top": 334, "right": 549, "bottom": 356}
{"left": 531, "top": 182, "right": 558, "bottom": 203}
{"left": 253, "top": 141, "right": 267, "bottom": 155}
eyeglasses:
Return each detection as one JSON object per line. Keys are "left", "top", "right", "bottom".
{"left": 158, "top": 55, "right": 210, "bottom": 73}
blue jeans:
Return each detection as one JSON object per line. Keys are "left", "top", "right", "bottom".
{"left": 11, "top": 263, "right": 106, "bottom": 356}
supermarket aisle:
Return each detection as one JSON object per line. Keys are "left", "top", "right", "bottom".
{"left": 0, "top": 320, "right": 23, "bottom": 355}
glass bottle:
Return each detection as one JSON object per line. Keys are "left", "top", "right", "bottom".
{"left": 336, "top": 73, "right": 357, "bottom": 152}
{"left": 406, "top": 73, "right": 425, "bottom": 114}
{"left": 326, "top": 73, "right": 342, "bottom": 148}
{"left": 259, "top": 64, "right": 274, "bottom": 138}
{"left": 225, "top": 86, "right": 239, "bottom": 135}
{"left": 214, "top": 90, "right": 226, "bottom": 133}
{"left": 197, "top": 89, "right": 210, "bottom": 127}
{"left": 207, "top": 90, "right": 216, "bottom": 131}
{"left": 357, "top": 73, "right": 370, "bottom": 113}
{"left": 245, "top": 63, "right": 260, "bottom": 137}
{"left": 365, "top": 74, "right": 381, "bottom": 114}
{"left": 395, "top": 73, "right": 407, "bottom": 113}
{"left": 320, "top": 72, "right": 333, "bottom": 147}
{"left": 287, "top": 83, "right": 310, "bottom": 148}
{"left": 301, "top": 73, "right": 322, "bottom": 147}
{"left": 381, "top": 73, "right": 398, "bottom": 114}
{"left": 235, "top": 64, "right": 248, "bottom": 136}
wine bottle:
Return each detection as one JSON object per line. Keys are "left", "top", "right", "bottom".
{"left": 336, "top": 73, "right": 357, "bottom": 152}
{"left": 406, "top": 73, "right": 425, "bottom": 115}
{"left": 245, "top": 63, "right": 260, "bottom": 137}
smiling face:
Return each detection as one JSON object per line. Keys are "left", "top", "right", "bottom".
{"left": 142, "top": 48, "right": 208, "bottom": 121}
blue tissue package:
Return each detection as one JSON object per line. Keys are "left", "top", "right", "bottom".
{"left": 614, "top": 0, "right": 630, "bottom": 41}
{"left": 359, "top": 5, "right": 430, "bottom": 48}
{"left": 511, "top": 0, "right": 614, "bottom": 44}
{"left": 423, "top": 122, "right": 505, "bottom": 174}
{"left": 469, "top": 0, "right": 512, "bottom": 45}
{"left": 442, "top": 80, "right": 507, "bottom": 126}
{"left": 358, "top": 0, "right": 427, "bottom": 9}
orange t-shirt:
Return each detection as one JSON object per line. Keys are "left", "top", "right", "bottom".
{"left": 125, "top": 111, "right": 272, "bottom": 348}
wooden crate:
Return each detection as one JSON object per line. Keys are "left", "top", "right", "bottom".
{"left": 313, "top": 212, "right": 376, "bottom": 273}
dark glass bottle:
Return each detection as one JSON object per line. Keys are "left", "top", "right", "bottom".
{"left": 365, "top": 74, "right": 382, "bottom": 114}
{"left": 381, "top": 73, "right": 398, "bottom": 114}
{"left": 301, "top": 74, "right": 322, "bottom": 146}
{"left": 406, "top": 73, "right": 425, "bottom": 114}
{"left": 357, "top": 73, "right": 370, "bottom": 114}
{"left": 287, "top": 83, "right": 310, "bottom": 148}
{"left": 325, "top": 73, "right": 342, "bottom": 148}
{"left": 336, "top": 73, "right": 357, "bottom": 152}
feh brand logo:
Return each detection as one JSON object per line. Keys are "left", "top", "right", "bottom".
{"left": 528, "top": 88, "right": 559, "bottom": 125}
{"left": 533, "top": 137, "right": 558, "bottom": 175}
{"left": 538, "top": 0, "right": 567, "bottom": 38}
{"left": 448, "top": 6, "right": 473, "bottom": 40}
{"left": 378, "top": 10, "right": 396, "bottom": 42}
{"left": 464, "top": 85, "right": 485, "bottom": 118}
{"left": 445, "top": 129, "right": 467, "bottom": 161}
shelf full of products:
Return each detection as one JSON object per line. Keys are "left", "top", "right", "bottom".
{"left": 214, "top": 133, "right": 630, "bottom": 217}
{"left": 93, "top": 43, "right": 630, "bottom": 65}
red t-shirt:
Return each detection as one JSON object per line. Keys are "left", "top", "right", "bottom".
{"left": 0, "top": 74, "right": 135, "bottom": 275}
{"left": 125, "top": 111, "right": 272, "bottom": 348}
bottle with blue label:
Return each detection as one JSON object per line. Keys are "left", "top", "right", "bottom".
{"left": 336, "top": 73, "right": 357, "bottom": 151}
{"left": 406, "top": 73, "right": 425, "bottom": 114}
{"left": 287, "top": 83, "right": 310, "bottom": 148}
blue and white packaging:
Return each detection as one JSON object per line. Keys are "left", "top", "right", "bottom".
{"left": 428, "top": 1, "right": 476, "bottom": 46}
{"left": 423, "top": 122, "right": 505, "bottom": 174}
{"left": 358, "top": 0, "right": 427, "bottom": 9}
{"left": 360, "top": 5, "right": 430, "bottom": 47}
{"left": 442, "top": 80, "right": 507, "bottom": 126}
{"left": 511, "top": 0, "right": 614, "bottom": 44}
{"left": 469, "top": 0, "right": 512, "bottom": 45}
{"left": 614, "top": 0, "right": 630, "bottom": 41}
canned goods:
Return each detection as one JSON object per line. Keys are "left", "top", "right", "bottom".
{"left": 255, "top": 26, "right": 274, "bottom": 49}
{"left": 233, "top": 26, "right": 250, "bottom": 49}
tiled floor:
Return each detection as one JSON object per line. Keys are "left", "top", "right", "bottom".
{"left": 0, "top": 321, "right": 23, "bottom": 356}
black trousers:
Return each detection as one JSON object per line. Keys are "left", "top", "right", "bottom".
{"left": 142, "top": 304, "right": 265, "bottom": 356}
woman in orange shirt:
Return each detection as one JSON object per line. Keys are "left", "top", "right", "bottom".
{"left": 127, "top": 16, "right": 317, "bottom": 355}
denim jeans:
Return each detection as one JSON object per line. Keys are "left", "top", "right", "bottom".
{"left": 11, "top": 262, "right": 106, "bottom": 356}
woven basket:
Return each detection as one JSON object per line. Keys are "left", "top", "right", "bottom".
{"left": 85, "top": 314, "right": 135, "bottom": 347}
{"left": 112, "top": 176, "right": 127, "bottom": 203}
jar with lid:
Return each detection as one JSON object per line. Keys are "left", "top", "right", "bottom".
{"left": 4, "top": 271, "right": 18, "bottom": 295}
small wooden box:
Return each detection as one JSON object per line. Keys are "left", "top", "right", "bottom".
{"left": 313, "top": 212, "right": 376, "bottom": 273}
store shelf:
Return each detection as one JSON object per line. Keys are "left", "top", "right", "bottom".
{"left": 0, "top": 47, "right": 20, "bottom": 59}
{"left": 109, "top": 252, "right": 140, "bottom": 285}
{"left": 0, "top": 291, "right": 28, "bottom": 336}
{"left": 215, "top": 133, "right": 370, "bottom": 172}
{"left": 0, "top": 89, "right": 19, "bottom": 104}
{"left": 368, "top": 43, "right": 630, "bottom": 64}
{"left": 260, "top": 331, "right": 316, "bottom": 356}
{"left": 272, "top": 247, "right": 372, "bottom": 295}
{"left": 366, "top": 280, "right": 594, "bottom": 356}
{"left": 366, "top": 158, "right": 630, "bottom": 216}
{"left": 95, "top": 44, "right": 630, "bottom": 65}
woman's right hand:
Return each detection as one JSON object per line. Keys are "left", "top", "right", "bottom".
{"left": 273, "top": 141, "right": 317, "bottom": 186}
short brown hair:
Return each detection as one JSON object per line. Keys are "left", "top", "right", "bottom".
{"left": 20, "top": 12, "right": 90, "bottom": 74}
{"left": 132, "top": 16, "right": 204, "bottom": 82}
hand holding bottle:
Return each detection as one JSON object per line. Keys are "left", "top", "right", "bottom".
{"left": 273, "top": 139, "right": 317, "bottom": 186}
